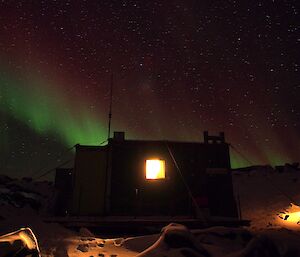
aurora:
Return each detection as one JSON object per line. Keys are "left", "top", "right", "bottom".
{"left": 0, "top": 1, "right": 299, "bottom": 177}
{"left": 0, "top": 68, "right": 107, "bottom": 147}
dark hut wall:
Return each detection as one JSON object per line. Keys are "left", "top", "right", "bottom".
{"left": 108, "top": 140, "right": 232, "bottom": 216}
{"left": 71, "top": 145, "right": 108, "bottom": 215}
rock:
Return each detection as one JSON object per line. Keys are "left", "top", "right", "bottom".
{"left": 79, "top": 227, "right": 95, "bottom": 238}
{"left": 97, "top": 242, "right": 105, "bottom": 247}
{"left": 77, "top": 243, "right": 89, "bottom": 252}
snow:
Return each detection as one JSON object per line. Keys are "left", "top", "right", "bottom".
{"left": 1, "top": 166, "right": 300, "bottom": 256}
{"left": 0, "top": 227, "right": 41, "bottom": 257}
{"left": 232, "top": 165, "right": 300, "bottom": 230}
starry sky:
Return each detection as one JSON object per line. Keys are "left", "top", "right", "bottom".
{"left": 0, "top": 1, "right": 299, "bottom": 178}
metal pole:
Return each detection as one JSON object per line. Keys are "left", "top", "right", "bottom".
{"left": 107, "top": 73, "right": 113, "bottom": 140}
{"left": 104, "top": 73, "right": 113, "bottom": 215}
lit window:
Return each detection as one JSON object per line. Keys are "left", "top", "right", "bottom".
{"left": 146, "top": 159, "right": 165, "bottom": 179}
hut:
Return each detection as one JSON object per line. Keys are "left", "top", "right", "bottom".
{"left": 55, "top": 131, "right": 238, "bottom": 219}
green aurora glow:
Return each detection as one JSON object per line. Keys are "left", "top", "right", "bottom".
{"left": 0, "top": 69, "right": 294, "bottom": 169}
{"left": 0, "top": 70, "right": 107, "bottom": 147}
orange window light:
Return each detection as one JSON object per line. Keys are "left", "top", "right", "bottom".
{"left": 145, "top": 159, "right": 165, "bottom": 179}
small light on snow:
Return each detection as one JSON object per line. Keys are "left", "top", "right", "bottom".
{"left": 278, "top": 203, "right": 300, "bottom": 226}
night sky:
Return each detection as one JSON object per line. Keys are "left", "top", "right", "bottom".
{"left": 0, "top": 1, "right": 299, "bottom": 178}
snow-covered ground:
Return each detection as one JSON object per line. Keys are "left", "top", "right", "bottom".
{"left": 232, "top": 165, "right": 300, "bottom": 230}
{"left": 1, "top": 166, "right": 300, "bottom": 257}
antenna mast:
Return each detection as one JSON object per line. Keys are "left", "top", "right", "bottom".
{"left": 107, "top": 73, "right": 113, "bottom": 140}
